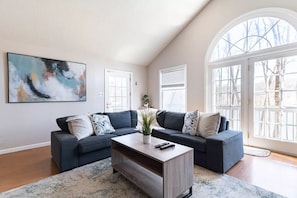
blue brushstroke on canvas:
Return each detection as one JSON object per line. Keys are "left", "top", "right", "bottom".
{"left": 8, "top": 53, "right": 86, "bottom": 103}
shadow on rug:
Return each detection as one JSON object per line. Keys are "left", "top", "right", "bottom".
{"left": 0, "top": 158, "right": 284, "bottom": 198}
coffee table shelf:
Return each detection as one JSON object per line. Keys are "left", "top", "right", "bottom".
{"left": 112, "top": 133, "right": 193, "bottom": 198}
{"left": 112, "top": 140, "right": 163, "bottom": 176}
{"left": 113, "top": 158, "right": 163, "bottom": 197}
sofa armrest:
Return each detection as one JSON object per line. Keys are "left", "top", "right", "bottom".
{"left": 51, "top": 131, "right": 79, "bottom": 172}
{"left": 206, "top": 130, "right": 244, "bottom": 173}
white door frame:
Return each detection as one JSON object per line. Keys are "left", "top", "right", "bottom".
{"left": 104, "top": 69, "right": 132, "bottom": 112}
{"left": 247, "top": 51, "right": 297, "bottom": 156}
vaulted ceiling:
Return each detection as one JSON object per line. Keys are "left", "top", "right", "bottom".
{"left": 0, "top": 0, "right": 209, "bottom": 66}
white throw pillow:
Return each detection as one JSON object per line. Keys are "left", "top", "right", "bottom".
{"left": 66, "top": 115, "right": 94, "bottom": 140}
{"left": 90, "top": 114, "right": 115, "bottom": 135}
{"left": 136, "top": 110, "right": 143, "bottom": 131}
{"left": 147, "top": 108, "right": 161, "bottom": 129}
{"left": 136, "top": 108, "right": 161, "bottom": 131}
{"left": 197, "top": 112, "right": 221, "bottom": 138}
{"left": 182, "top": 110, "right": 199, "bottom": 135}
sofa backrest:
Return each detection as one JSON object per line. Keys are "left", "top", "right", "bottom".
{"left": 156, "top": 110, "right": 229, "bottom": 132}
{"left": 218, "top": 116, "right": 229, "bottom": 132}
{"left": 156, "top": 111, "right": 185, "bottom": 131}
{"left": 56, "top": 116, "right": 72, "bottom": 133}
{"left": 56, "top": 110, "right": 138, "bottom": 132}
{"left": 105, "top": 110, "right": 137, "bottom": 129}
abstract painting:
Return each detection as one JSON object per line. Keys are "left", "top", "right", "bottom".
{"left": 7, "top": 52, "right": 86, "bottom": 103}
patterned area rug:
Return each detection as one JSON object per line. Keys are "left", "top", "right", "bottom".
{"left": 0, "top": 158, "right": 284, "bottom": 198}
{"left": 244, "top": 146, "right": 271, "bottom": 157}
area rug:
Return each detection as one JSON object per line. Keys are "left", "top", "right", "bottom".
{"left": 244, "top": 146, "right": 271, "bottom": 157}
{"left": 0, "top": 158, "right": 284, "bottom": 198}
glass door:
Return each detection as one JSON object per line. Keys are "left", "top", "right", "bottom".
{"left": 211, "top": 63, "right": 244, "bottom": 131}
{"left": 248, "top": 55, "right": 297, "bottom": 155}
{"left": 105, "top": 69, "right": 132, "bottom": 112}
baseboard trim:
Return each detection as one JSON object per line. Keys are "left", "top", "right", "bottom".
{"left": 0, "top": 141, "right": 50, "bottom": 155}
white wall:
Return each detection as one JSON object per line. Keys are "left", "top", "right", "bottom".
{"left": 148, "top": 0, "right": 297, "bottom": 111}
{"left": 0, "top": 27, "right": 147, "bottom": 153}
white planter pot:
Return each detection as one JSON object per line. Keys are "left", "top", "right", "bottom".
{"left": 143, "top": 135, "right": 151, "bottom": 144}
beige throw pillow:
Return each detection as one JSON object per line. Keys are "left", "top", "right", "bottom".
{"left": 197, "top": 112, "right": 221, "bottom": 138}
{"left": 66, "top": 115, "right": 94, "bottom": 140}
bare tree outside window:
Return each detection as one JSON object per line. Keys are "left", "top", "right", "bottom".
{"left": 211, "top": 17, "right": 297, "bottom": 61}
{"left": 210, "top": 16, "right": 297, "bottom": 142}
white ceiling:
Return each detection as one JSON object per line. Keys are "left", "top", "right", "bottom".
{"left": 0, "top": 0, "right": 209, "bottom": 66}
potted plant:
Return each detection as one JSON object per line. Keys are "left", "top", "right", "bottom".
{"left": 142, "top": 94, "right": 150, "bottom": 108}
{"left": 141, "top": 109, "right": 155, "bottom": 144}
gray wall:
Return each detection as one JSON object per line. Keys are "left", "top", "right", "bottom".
{"left": 0, "top": 11, "right": 147, "bottom": 153}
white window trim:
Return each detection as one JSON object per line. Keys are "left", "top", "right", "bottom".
{"left": 205, "top": 7, "right": 297, "bottom": 155}
{"left": 104, "top": 69, "right": 133, "bottom": 112}
{"left": 205, "top": 7, "right": 297, "bottom": 111}
{"left": 159, "top": 64, "right": 187, "bottom": 111}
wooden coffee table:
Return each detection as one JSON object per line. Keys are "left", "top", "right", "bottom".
{"left": 111, "top": 133, "right": 193, "bottom": 198}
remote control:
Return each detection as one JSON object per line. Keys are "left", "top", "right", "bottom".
{"left": 160, "top": 144, "right": 175, "bottom": 150}
{"left": 154, "top": 142, "right": 169, "bottom": 148}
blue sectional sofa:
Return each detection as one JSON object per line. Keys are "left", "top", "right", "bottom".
{"left": 51, "top": 110, "right": 139, "bottom": 172}
{"left": 51, "top": 109, "right": 243, "bottom": 174}
{"left": 152, "top": 111, "right": 244, "bottom": 173}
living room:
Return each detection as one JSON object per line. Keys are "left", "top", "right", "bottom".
{"left": 1, "top": 0, "right": 297, "bottom": 197}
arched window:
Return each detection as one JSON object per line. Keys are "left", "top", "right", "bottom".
{"left": 207, "top": 9, "right": 297, "bottom": 155}
{"left": 211, "top": 17, "right": 297, "bottom": 61}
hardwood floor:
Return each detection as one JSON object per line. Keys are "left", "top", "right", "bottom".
{"left": 0, "top": 146, "right": 59, "bottom": 192}
{"left": 227, "top": 152, "right": 297, "bottom": 197}
{"left": 1, "top": 146, "right": 297, "bottom": 197}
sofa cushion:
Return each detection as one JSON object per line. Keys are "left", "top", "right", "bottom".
{"left": 106, "top": 111, "right": 131, "bottom": 129}
{"left": 66, "top": 115, "right": 94, "bottom": 140}
{"left": 164, "top": 112, "right": 185, "bottom": 131}
{"left": 78, "top": 134, "right": 117, "bottom": 154}
{"left": 130, "top": 110, "right": 138, "bottom": 128}
{"left": 197, "top": 112, "right": 221, "bottom": 138}
{"left": 90, "top": 114, "right": 115, "bottom": 135}
{"left": 218, "top": 116, "right": 227, "bottom": 132}
{"left": 156, "top": 110, "right": 166, "bottom": 127}
{"left": 170, "top": 133, "right": 206, "bottom": 152}
{"left": 113, "top": 128, "right": 139, "bottom": 136}
{"left": 152, "top": 128, "right": 180, "bottom": 141}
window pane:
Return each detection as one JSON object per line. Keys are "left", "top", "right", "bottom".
{"left": 212, "top": 65, "right": 241, "bottom": 130}
{"left": 160, "top": 65, "right": 186, "bottom": 112}
{"left": 283, "top": 91, "right": 297, "bottom": 107}
{"left": 211, "top": 17, "right": 297, "bottom": 61}
{"left": 106, "top": 70, "right": 131, "bottom": 112}
{"left": 254, "top": 56, "right": 297, "bottom": 142}
{"left": 162, "top": 88, "right": 185, "bottom": 112}
{"left": 283, "top": 74, "right": 297, "bottom": 90}
{"left": 115, "top": 77, "right": 122, "bottom": 87}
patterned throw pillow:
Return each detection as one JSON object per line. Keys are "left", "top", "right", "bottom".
{"left": 90, "top": 114, "right": 115, "bottom": 135}
{"left": 182, "top": 110, "right": 199, "bottom": 135}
